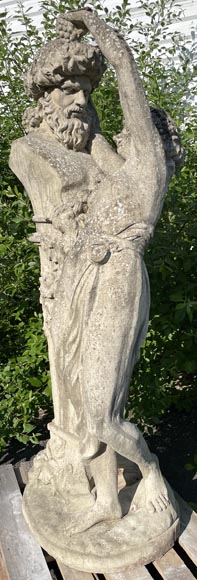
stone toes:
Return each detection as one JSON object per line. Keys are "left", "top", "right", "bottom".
{"left": 156, "top": 498, "right": 164, "bottom": 511}
{"left": 148, "top": 495, "right": 169, "bottom": 513}
{"left": 161, "top": 493, "right": 170, "bottom": 507}
{"left": 155, "top": 493, "right": 170, "bottom": 511}
{"left": 148, "top": 500, "right": 156, "bottom": 514}
{"left": 147, "top": 490, "right": 170, "bottom": 514}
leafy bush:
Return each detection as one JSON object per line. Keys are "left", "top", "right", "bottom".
{"left": 0, "top": 0, "right": 196, "bottom": 453}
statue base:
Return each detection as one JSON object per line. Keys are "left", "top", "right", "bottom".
{"left": 22, "top": 424, "right": 180, "bottom": 573}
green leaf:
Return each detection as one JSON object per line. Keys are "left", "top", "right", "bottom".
{"left": 186, "top": 304, "right": 193, "bottom": 322}
{"left": 170, "top": 292, "right": 183, "bottom": 302}
{"left": 23, "top": 423, "right": 35, "bottom": 433}
{"left": 28, "top": 377, "right": 42, "bottom": 387}
{"left": 43, "top": 382, "right": 52, "bottom": 398}
{"left": 17, "top": 434, "right": 29, "bottom": 444}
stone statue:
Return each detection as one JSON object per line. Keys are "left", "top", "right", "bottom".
{"left": 9, "top": 9, "right": 185, "bottom": 573}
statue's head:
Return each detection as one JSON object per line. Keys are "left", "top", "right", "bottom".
{"left": 23, "top": 15, "right": 106, "bottom": 151}
{"left": 150, "top": 108, "right": 185, "bottom": 169}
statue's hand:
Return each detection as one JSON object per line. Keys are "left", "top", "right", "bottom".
{"left": 57, "top": 9, "right": 93, "bottom": 39}
{"left": 64, "top": 8, "right": 93, "bottom": 32}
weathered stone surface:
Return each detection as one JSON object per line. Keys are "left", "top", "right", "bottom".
{"left": 9, "top": 9, "right": 184, "bottom": 572}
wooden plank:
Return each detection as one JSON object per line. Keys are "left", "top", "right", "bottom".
{"left": 2, "top": 462, "right": 196, "bottom": 580}
{"left": 57, "top": 561, "right": 95, "bottom": 580}
{"left": 153, "top": 548, "right": 194, "bottom": 579}
{"left": 0, "top": 548, "right": 9, "bottom": 580}
{"left": 14, "top": 460, "right": 33, "bottom": 490}
{"left": 178, "top": 493, "right": 197, "bottom": 566}
{"left": 0, "top": 464, "right": 52, "bottom": 580}
{"left": 105, "top": 565, "right": 152, "bottom": 580}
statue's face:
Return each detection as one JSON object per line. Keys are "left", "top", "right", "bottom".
{"left": 50, "top": 76, "right": 92, "bottom": 115}
{"left": 41, "top": 75, "right": 92, "bottom": 151}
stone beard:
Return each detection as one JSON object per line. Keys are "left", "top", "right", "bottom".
{"left": 40, "top": 91, "right": 91, "bottom": 151}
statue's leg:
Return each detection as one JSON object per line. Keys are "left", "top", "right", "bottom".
{"left": 88, "top": 445, "right": 122, "bottom": 518}
{"left": 82, "top": 250, "right": 170, "bottom": 514}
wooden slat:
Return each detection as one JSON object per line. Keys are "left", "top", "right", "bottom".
{"left": 153, "top": 548, "right": 194, "bottom": 579}
{"left": 57, "top": 561, "right": 95, "bottom": 580}
{"left": 178, "top": 494, "right": 197, "bottom": 566}
{"left": 0, "top": 464, "right": 52, "bottom": 580}
{"left": 0, "top": 548, "right": 9, "bottom": 580}
{"left": 2, "top": 461, "right": 196, "bottom": 580}
{"left": 14, "top": 460, "right": 33, "bottom": 490}
{"left": 105, "top": 565, "right": 152, "bottom": 580}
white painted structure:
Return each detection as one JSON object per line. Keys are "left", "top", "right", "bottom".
{"left": 2, "top": 0, "right": 197, "bottom": 41}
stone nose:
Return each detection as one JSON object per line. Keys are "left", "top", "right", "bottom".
{"left": 75, "top": 90, "right": 87, "bottom": 107}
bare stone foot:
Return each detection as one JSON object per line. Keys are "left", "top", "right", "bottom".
{"left": 66, "top": 501, "right": 122, "bottom": 535}
{"left": 145, "top": 464, "right": 170, "bottom": 514}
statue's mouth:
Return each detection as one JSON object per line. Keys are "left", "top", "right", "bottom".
{"left": 68, "top": 107, "right": 85, "bottom": 118}
{"left": 71, "top": 111, "right": 82, "bottom": 117}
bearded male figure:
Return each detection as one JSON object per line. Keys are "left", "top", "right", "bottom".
{"left": 9, "top": 10, "right": 184, "bottom": 572}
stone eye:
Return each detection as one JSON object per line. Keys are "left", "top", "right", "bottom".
{"left": 63, "top": 87, "right": 77, "bottom": 95}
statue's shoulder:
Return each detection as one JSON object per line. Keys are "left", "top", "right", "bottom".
{"left": 10, "top": 131, "right": 102, "bottom": 197}
{"left": 10, "top": 131, "right": 97, "bottom": 181}
{"left": 9, "top": 131, "right": 102, "bottom": 221}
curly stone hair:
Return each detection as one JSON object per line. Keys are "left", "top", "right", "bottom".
{"left": 150, "top": 107, "right": 185, "bottom": 168}
{"left": 24, "top": 17, "right": 106, "bottom": 101}
{"left": 114, "top": 107, "right": 185, "bottom": 170}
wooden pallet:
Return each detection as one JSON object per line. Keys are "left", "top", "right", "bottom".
{"left": 0, "top": 463, "right": 196, "bottom": 580}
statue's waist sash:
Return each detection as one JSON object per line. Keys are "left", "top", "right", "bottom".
{"left": 84, "top": 222, "right": 154, "bottom": 264}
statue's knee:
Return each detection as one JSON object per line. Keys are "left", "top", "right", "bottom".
{"left": 90, "top": 415, "right": 112, "bottom": 444}
{"left": 118, "top": 417, "right": 142, "bottom": 443}
{"left": 88, "top": 417, "right": 104, "bottom": 440}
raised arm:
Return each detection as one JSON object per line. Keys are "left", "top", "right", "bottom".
{"left": 65, "top": 9, "right": 164, "bottom": 172}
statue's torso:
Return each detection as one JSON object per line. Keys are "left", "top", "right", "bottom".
{"left": 9, "top": 131, "right": 162, "bottom": 261}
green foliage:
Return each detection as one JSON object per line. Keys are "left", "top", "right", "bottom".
{"left": 0, "top": 313, "right": 51, "bottom": 449}
{"left": 185, "top": 454, "right": 197, "bottom": 474}
{"left": 0, "top": 0, "right": 196, "bottom": 452}
{"left": 185, "top": 454, "right": 197, "bottom": 511}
